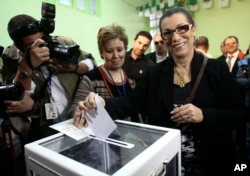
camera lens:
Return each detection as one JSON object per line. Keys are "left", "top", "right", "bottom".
{"left": 50, "top": 44, "right": 80, "bottom": 65}
{"left": 0, "top": 83, "right": 24, "bottom": 101}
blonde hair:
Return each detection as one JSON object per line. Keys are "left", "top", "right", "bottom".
{"left": 97, "top": 24, "right": 128, "bottom": 56}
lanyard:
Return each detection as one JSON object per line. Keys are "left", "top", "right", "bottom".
{"left": 104, "top": 66, "right": 126, "bottom": 96}
{"left": 39, "top": 66, "right": 55, "bottom": 99}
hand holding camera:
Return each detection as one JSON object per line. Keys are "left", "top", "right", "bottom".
{"left": 48, "top": 57, "right": 78, "bottom": 73}
{"left": 21, "top": 2, "right": 80, "bottom": 72}
{"left": 5, "top": 93, "right": 34, "bottom": 114}
{"left": 27, "top": 38, "right": 50, "bottom": 69}
{"left": 0, "top": 83, "right": 25, "bottom": 117}
{"left": 40, "top": 2, "right": 80, "bottom": 66}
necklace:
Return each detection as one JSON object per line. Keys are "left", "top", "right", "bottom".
{"left": 175, "top": 67, "right": 189, "bottom": 88}
{"left": 178, "top": 74, "right": 185, "bottom": 88}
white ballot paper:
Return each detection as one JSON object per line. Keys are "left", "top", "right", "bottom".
{"left": 50, "top": 118, "right": 92, "bottom": 141}
{"left": 50, "top": 94, "right": 117, "bottom": 140}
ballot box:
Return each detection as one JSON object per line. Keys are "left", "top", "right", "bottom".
{"left": 24, "top": 120, "right": 181, "bottom": 176}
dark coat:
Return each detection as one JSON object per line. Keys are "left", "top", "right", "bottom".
{"left": 218, "top": 53, "right": 249, "bottom": 162}
{"left": 122, "top": 49, "right": 153, "bottom": 84}
{"left": 146, "top": 51, "right": 157, "bottom": 63}
{"left": 217, "top": 54, "right": 226, "bottom": 60}
{"left": 105, "top": 51, "right": 249, "bottom": 176}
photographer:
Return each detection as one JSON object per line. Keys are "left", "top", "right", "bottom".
{"left": 5, "top": 13, "right": 96, "bottom": 142}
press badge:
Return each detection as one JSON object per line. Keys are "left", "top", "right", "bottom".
{"left": 45, "top": 103, "right": 58, "bottom": 120}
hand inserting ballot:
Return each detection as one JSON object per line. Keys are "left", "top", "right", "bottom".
{"left": 73, "top": 92, "right": 105, "bottom": 128}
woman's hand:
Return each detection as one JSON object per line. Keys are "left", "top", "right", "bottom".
{"left": 73, "top": 92, "right": 105, "bottom": 128}
{"left": 170, "top": 103, "right": 203, "bottom": 124}
{"left": 73, "top": 105, "right": 88, "bottom": 129}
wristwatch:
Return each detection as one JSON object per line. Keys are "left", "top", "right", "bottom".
{"left": 19, "top": 68, "right": 32, "bottom": 79}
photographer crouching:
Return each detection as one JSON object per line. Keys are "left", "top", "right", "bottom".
{"left": 5, "top": 3, "right": 96, "bottom": 149}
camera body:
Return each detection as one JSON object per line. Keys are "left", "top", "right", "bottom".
{"left": 42, "top": 35, "right": 80, "bottom": 65}
{"left": 40, "top": 2, "right": 80, "bottom": 65}
{"left": 0, "top": 83, "right": 24, "bottom": 116}
{"left": 0, "top": 83, "right": 24, "bottom": 102}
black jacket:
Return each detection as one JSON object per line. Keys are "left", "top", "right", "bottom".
{"left": 146, "top": 51, "right": 157, "bottom": 63}
{"left": 122, "top": 49, "right": 153, "bottom": 84}
{"left": 105, "top": 51, "right": 249, "bottom": 176}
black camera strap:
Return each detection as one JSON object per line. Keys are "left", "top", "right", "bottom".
{"left": 1, "top": 117, "right": 16, "bottom": 176}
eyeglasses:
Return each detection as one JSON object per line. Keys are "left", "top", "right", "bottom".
{"left": 154, "top": 41, "right": 164, "bottom": 45}
{"left": 162, "top": 24, "right": 193, "bottom": 40}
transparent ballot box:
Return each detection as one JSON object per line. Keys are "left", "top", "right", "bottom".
{"left": 24, "top": 120, "right": 181, "bottom": 176}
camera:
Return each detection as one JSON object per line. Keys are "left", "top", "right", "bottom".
{"left": 0, "top": 83, "right": 24, "bottom": 102}
{"left": 0, "top": 83, "right": 24, "bottom": 115}
{"left": 40, "top": 2, "right": 80, "bottom": 65}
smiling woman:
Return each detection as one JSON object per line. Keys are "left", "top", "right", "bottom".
{"left": 73, "top": 7, "right": 249, "bottom": 176}
{"left": 70, "top": 23, "right": 137, "bottom": 128}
